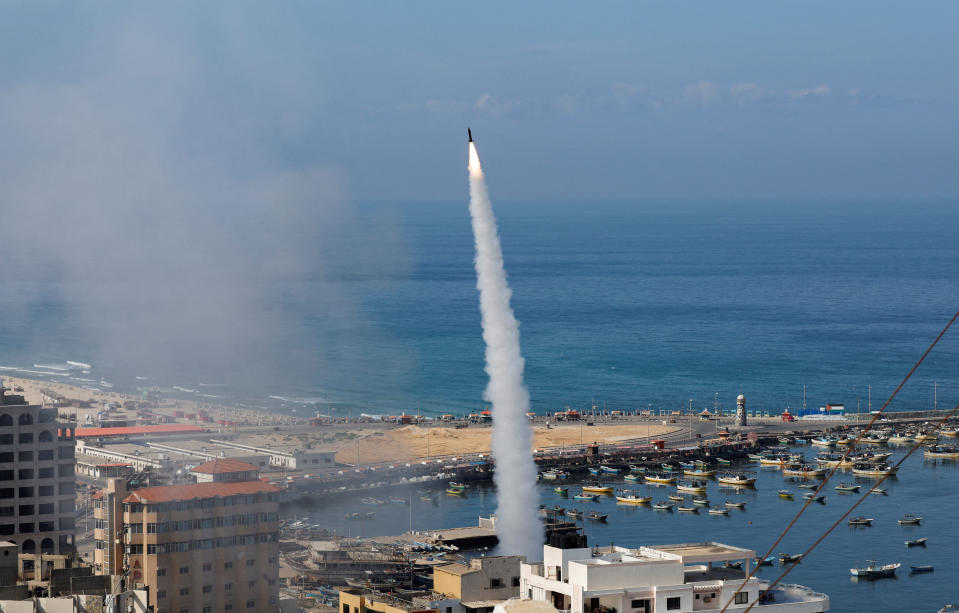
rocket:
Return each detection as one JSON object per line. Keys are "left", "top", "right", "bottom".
{"left": 468, "top": 128, "right": 473, "bottom": 143}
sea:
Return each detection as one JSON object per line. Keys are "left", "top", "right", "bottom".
{"left": 295, "top": 445, "right": 958, "bottom": 613}
{"left": 1, "top": 200, "right": 957, "bottom": 417}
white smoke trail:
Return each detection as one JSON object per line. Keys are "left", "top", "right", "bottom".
{"left": 467, "top": 140, "right": 541, "bottom": 560}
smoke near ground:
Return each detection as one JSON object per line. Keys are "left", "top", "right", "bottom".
{"left": 467, "top": 141, "right": 541, "bottom": 560}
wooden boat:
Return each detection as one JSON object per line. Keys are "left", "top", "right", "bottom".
{"left": 870, "top": 488, "right": 888, "bottom": 495}
{"left": 573, "top": 493, "right": 599, "bottom": 501}
{"left": 683, "top": 468, "right": 716, "bottom": 478}
{"left": 814, "top": 452, "right": 851, "bottom": 468}
{"left": 797, "top": 483, "right": 818, "bottom": 490}
{"left": 615, "top": 491, "right": 652, "bottom": 504}
{"left": 914, "top": 432, "right": 939, "bottom": 443}
{"left": 420, "top": 495, "right": 435, "bottom": 502}
{"left": 587, "top": 511, "right": 608, "bottom": 522}
{"left": 446, "top": 488, "right": 465, "bottom": 496}
{"left": 778, "top": 436, "right": 792, "bottom": 444}
{"left": 779, "top": 553, "right": 802, "bottom": 564}
{"left": 668, "top": 494, "right": 685, "bottom": 502}
{"left": 448, "top": 482, "right": 468, "bottom": 490}
{"left": 644, "top": 473, "right": 677, "bottom": 485}
{"left": 905, "top": 537, "right": 928, "bottom": 547}
{"left": 834, "top": 483, "right": 860, "bottom": 493}
{"left": 652, "top": 501, "right": 675, "bottom": 511}
{"left": 811, "top": 436, "right": 836, "bottom": 447}
{"left": 910, "top": 564, "right": 934, "bottom": 573}
{"left": 783, "top": 464, "right": 826, "bottom": 478}
{"left": 759, "top": 454, "right": 789, "bottom": 466}
{"left": 361, "top": 497, "right": 385, "bottom": 506}
{"left": 717, "top": 473, "right": 756, "bottom": 486}
{"left": 850, "top": 561, "right": 899, "bottom": 578}
{"left": 582, "top": 485, "right": 614, "bottom": 494}
{"left": 940, "top": 427, "right": 959, "bottom": 437}
{"left": 898, "top": 514, "right": 922, "bottom": 525}
{"left": 624, "top": 474, "right": 641, "bottom": 482}
{"left": 848, "top": 516, "right": 874, "bottom": 526}
{"left": 388, "top": 496, "right": 408, "bottom": 504}
{"left": 754, "top": 556, "right": 776, "bottom": 566}
{"left": 852, "top": 463, "right": 898, "bottom": 477}
{"left": 553, "top": 487, "right": 569, "bottom": 495}
{"left": 565, "top": 508, "right": 583, "bottom": 519}
{"left": 549, "top": 505, "right": 566, "bottom": 515}
{"left": 692, "top": 496, "right": 710, "bottom": 506}
{"left": 588, "top": 467, "right": 602, "bottom": 476}
{"left": 801, "top": 493, "right": 825, "bottom": 504}
{"left": 724, "top": 560, "right": 743, "bottom": 570}
{"left": 716, "top": 458, "right": 732, "bottom": 466}
{"left": 676, "top": 480, "right": 708, "bottom": 494}
{"left": 708, "top": 507, "right": 729, "bottom": 515}
{"left": 924, "top": 445, "right": 959, "bottom": 459}
{"left": 835, "top": 436, "right": 855, "bottom": 446}
{"left": 661, "top": 463, "right": 678, "bottom": 472}
{"left": 628, "top": 464, "right": 647, "bottom": 473}
{"left": 600, "top": 465, "right": 619, "bottom": 474}
{"left": 677, "top": 505, "right": 698, "bottom": 513}
{"left": 777, "top": 490, "right": 794, "bottom": 499}
{"left": 888, "top": 433, "right": 913, "bottom": 444}
{"left": 725, "top": 501, "right": 747, "bottom": 509}
{"left": 345, "top": 511, "right": 375, "bottom": 520}
{"left": 678, "top": 461, "right": 695, "bottom": 470}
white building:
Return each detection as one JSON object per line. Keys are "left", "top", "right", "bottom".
{"left": 209, "top": 438, "right": 335, "bottom": 469}
{"left": 521, "top": 542, "right": 828, "bottom": 613}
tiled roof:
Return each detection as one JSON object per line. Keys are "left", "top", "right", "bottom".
{"left": 122, "top": 480, "right": 281, "bottom": 504}
{"left": 75, "top": 425, "right": 208, "bottom": 438}
{"left": 190, "top": 459, "right": 259, "bottom": 474}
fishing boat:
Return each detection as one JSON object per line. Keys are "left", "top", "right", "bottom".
{"left": 600, "top": 465, "right": 619, "bottom": 474}
{"left": 747, "top": 452, "right": 763, "bottom": 461}
{"left": 814, "top": 452, "right": 851, "bottom": 468}
{"left": 716, "top": 458, "right": 732, "bottom": 466}
{"left": 345, "top": 511, "right": 375, "bottom": 520}
{"left": 587, "top": 511, "right": 608, "bottom": 522}
{"left": 905, "top": 537, "right": 928, "bottom": 547}
{"left": 692, "top": 496, "right": 710, "bottom": 506}
{"left": 661, "top": 463, "right": 678, "bottom": 472}
{"left": 725, "top": 501, "right": 747, "bottom": 509}
{"left": 870, "top": 488, "right": 888, "bottom": 495}
{"left": 801, "top": 493, "right": 825, "bottom": 504}
{"left": 835, "top": 436, "right": 855, "bottom": 446}
{"left": 717, "top": 473, "right": 756, "bottom": 486}
{"left": 797, "top": 483, "right": 818, "bottom": 490}
{"left": 851, "top": 463, "right": 898, "bottom": 477}
{"left": 940, "top": 427, "right": 959, "bottom": 437}
{"left": 582, "top": 485, "right": 614, "bottom": 494}
{"left": 446, "top": 488, "right": 465, "bottom": 496}
{"left": 565, "top": 509, "right": 583, "bottom": 519}
{"left": 723, "top": 560, "right": 743, "bottom": 570}
{"left": 848, "top": 516, "right": 874, "bottom": 526}
{"left": 779, "top": 553, "right": 802, "bottom": 564}
{"left": 914, "top": 432, "right": 939, "bottom": 443}
{"left": 811, "top": 436, "right": 837, "bottom": 447}
{"left": 759, "top": 454, "right": 790, "bottom": 466}
{"left": 668, "top": 494, "right": 685, "bottom": 502}
{"left": 777, "top": 490, "right": 794, "bottom": 499}
{"left": 683, "top": 468, "right": 716, "bottom": 478}
{"left": 361, "top": 497, "right": 385, "bottom": 506}
{"left": 420, "top": 494, "right": 435, "bottom": 502}
{"left": 754, "top": 556, "right": 776, "bottom": 566}
{"left": 783, "top": 464, "right": 826, "bottom": 478}
{"left": 389, "top": 496, "right": 408, "bottom": 504}
{"left": 652, "top": 501, "right": 675, "bottom": 511}
{"left": 628, "top": 464, "right": 648, "bottom": 473}
{"left": 573, "top": 493, "right": 599, "bottom": 501}
{"left": 778, "top": 436, "right": 792, "bottom": 445}
{"left": 553, "top": 487, "right": 569, "bottom": 496}
{"left": 708, "top": 507, "right": 729, "bottom": 516}
{"left": 448, "top": 482, "right": 468, "bottom": 490}
{"left": 898, "top": 514, "right": 922, "bottom": 525}
{"left": 834, "top": 483, "right": 860, "bottom": 493}
{"left": 624, "top": 474, "right": 641, "bottom": 482}
{"left": 549, "top": 505, "right": 566, "bottom": 515}
{"left": 925, "top": 445, "right": 959, "bottom": 459}
{"left": 540, "top": 470, "right": 559, "bottom": 480}
{"left": 644, "top": 473, "right": 677, "bottom": 485}
{"left": 888, "top": 432, "right": 913, "bottom": 444}
{"left": 678, "top": 461, "right": 696, "bottom": 470}
{"left": 676, "top": 480, "right": 708, "bottom": 494}
{"left": 911, "top": 565, "right": 934, "bottom": 573}
{"left": 850, "top": 561, "right": 899, "bottom": 578}
{"left": 588, "top": 467, "right": 602, "bottom": 476}
{"left": 615, "top": 489, "right": 652, "bottom": 504}
{"left": 677, "top": 505, "right": 698, "bottom": 513}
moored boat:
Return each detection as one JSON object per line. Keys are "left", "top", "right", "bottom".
{"left": 644, "top": 473, "right": 677, "bottom": 485}
{"left": 668, "top": 494, "right": 685, "bottom": 502}
{"left": 573, "top": 493, "right": 599, "bottom": 501}
{"left": 677, "top": 505, "right": 698, "bottom": 513}
{"left": 777, "top": 490, "right": 794, "bottom": 499}
{"left": 708, "top": 506, "right": 729, "bottom": 516}
{"left": 811, "top": 436, "right": 836, "bottom": 447}
{"left": 834, "top": 483, "right": 860, "bottom": 493}
{"left": 717, "top": 473, "right": 756, "bottom": 486}
{"left": 850, "top": 561, "right": 899, "bottom": 578}
{"left": 925, "top": 445, "right": 959, "bottom": 459}
{"left": 683, "top": 468, "right": 716, "bottom": 478}
{"left": 588, "top": 467, "right": 601, "bottom": 476}
{"left": 615, "top": 490, "right": 652, "bottom": 504}
{"left": 911, "top": 565, "right": 934, "bottom": 573}
{"left": 624, "top": 474, "right": 641, "bottom": 482}
{"left": 676, "top": 480, "right": 708, "bottom": 494}
{"left": 725, "top": 500, "right": 747, "bottom": 509}
{"left": 783, "top": 464, "right": 826, "bottom": 478}
{"left": 905, "top": 537, "right": 928, "bottom": 547}
{"left": 852, "top": 462, "right": 898, "bottom": 477}
{"left": 779, "top": 553, "right": 802, "bottom": 564}
{"left": 553, "top": 487, "right": 569, "bottom": 495}
{"left": 754, "top": 556, "right": 776, "bottom": 566}
{"left": 801, "top": 493, "right": 825, "bottom": 503}
{"left": 870, "top": 488, "right": 888, "bottom": 495}
{"left": 600, "top": 465, "right": 619, "bottom": 474}
{"left": 565, "top": 508, "right": 583, "bottom": 519}
{"left": 691, "top": 496, "right": 710, "bottom": 506}
{"left": 582, "top": 484, "right": 614, "bottom": 494}
{"left": 446, "top": 488, "right": 465, "bottom": 496}
{"left": 898, "top": 514, "right": 922, "bottom": 525}
{"left": 587, "top": 511, "right": 608, "bottom": 522}
{"left": 652, "top": 501, "right": 675, "bottom": 511}
{"left": 848, "top": 516, "right": 874, "bottom": 526}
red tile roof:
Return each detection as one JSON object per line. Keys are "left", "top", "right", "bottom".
{"left": 122, "top": 480, "right": 281, "bottom": 504}
{"left": 190, "top": 459, "right": 259, "bottom": 474}
{"left": 75, "top": 425, "right": 208, "bottom": 438}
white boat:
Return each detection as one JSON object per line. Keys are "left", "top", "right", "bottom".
{"left": 852, "top": 463, "right": 898, "bottom": 477}
{"left": 717, "top": 473, "right": 756, "bottom": 486}
{"left": 850, "top": 561, "right": 899, "bottom": 578}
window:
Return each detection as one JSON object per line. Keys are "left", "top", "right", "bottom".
{"left": 38, "top": 450, "right": 53, "bottom": 461}
{"left": 18, "top": 488, "right": 33, "bottom": 498}
{"left": 17, "top": 469, "right": 33, "bottom": 480}
{"left": 630, "top": 600, "right": 650, "bottom": 613}
{"left": 38, "top": 486, "right": 54, "bottom": 497}
{"left": 735, "top": 592, "right": 749, "bottom": 605}
{"left": 225, "top": 606, "right": 233, "bottom": 612}
{"left": 0, "top": 507, "right": 12, "bottom": 517}
{"left": 512, "top": 576, "right": 520, "bottom": 587}
{"left": 18, "top": 433, "right": 33, "bottom": 444}
{"left": 224, "top": 583, "right": 233, "bottom": 592}
{"left": 156, "top": 590, "right": 166, "bottom": 600}
{"left": 157, "top": 568, "right": 166, "bottom": 576}
{"left": 224, "top": 562, "right": 233, "bottom": 569}
{"left": 38, "top": 467, "right": 53, "bottom": 479}
{"left": 666, "top": 597, "right": 681, "bottom": 610}
{"left": 202, "top": 563, "right": 212, "bottom": 572}
{"left": 180, "top": 566, "right": 190, "bottom": 574}
{"left": 203, "top": 585, "right": 212, "bottom": 594}
{"left": 203, "top": 608, "right": 213, "bottom": 613}
{"left": 38, "top": 504, "right": 54, "bottom": 515}
{"left": 248, "top": 580, "right": 256, "bottom": 589}
{"left": 19, "top": 505, "right": 34, "bottom": 516}
{"left": 246, "top": 600, "right": 255, "bottom": 609}
{"left": 179, "top": 587, "right": 190, "bottom": 596}
{"left": 147, "top": 544, "right": 156, "bottom": 554}
{"left": 246, "top": 558, "right": 255, "bottom": 566}
{"left": 343, "top": 605, "right": 349, "bottom": 613}
{"left": 147, "top": 523, "right": 157, "bottom": 533}
{"left": 17, "top": 451, "right": 32, "bottom": 462}
{"left": 489, "top": 578, "right": 504, "bottom": 588}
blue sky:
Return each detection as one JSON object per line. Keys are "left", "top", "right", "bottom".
{"left": 1, "top": 1, "right": 957, "bottom": 204}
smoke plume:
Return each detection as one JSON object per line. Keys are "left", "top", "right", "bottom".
{"left": 467, "top": 140, "right": 541, "bottom": 559}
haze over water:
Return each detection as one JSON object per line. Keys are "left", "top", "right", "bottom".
{"left": 2, "top": 200, "right": 957, "bottom": 416}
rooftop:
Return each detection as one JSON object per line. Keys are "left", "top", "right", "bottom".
{"left": 645, "top": 542, "right": 756, "bottom": 564}
{"left": 76, "top": 424, "right": 208, "bottom": 438}
{"left": 122, "top": 480, "right": 281, "bottom": 504}
{"left": 190, "top": 458, "right": 259, "bottom": 474}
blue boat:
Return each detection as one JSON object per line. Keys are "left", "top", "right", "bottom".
{"left": 588, "top": 467, "right": 601, "bottom": 476}
{"left": 600, "top": 465, "right": 619, "bottom": 474}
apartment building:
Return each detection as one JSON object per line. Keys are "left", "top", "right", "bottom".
{"left": 0, "top": 381, "right": 77, "bottom": 555}
{"left": 94, "top": 465, "right": 282, "bottom": 613}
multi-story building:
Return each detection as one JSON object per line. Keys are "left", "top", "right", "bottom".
{"left": 521, "top": 541, "right": 829, "bottom": 613}
{"left": 94, "top": 465, "right": 282, "bottom": 613}
{"left": 0, "top": 381, "right": 77, "bottom": 555}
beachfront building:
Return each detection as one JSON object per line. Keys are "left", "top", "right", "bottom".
{"left": 521, "top": 542, "right": 829, "bottom": 613}
{"left": 93, "top": 465, "right": 282, "bottom": 613}
{"left": 210, "top": 437, "right": 336, "bottom": 469}
{"left": 0, "top": 381, "right": 77, "bottom": 555}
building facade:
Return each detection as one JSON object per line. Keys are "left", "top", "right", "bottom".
{"left": 94, "top": 470, "right": 281, "bottom": 613}
{"left": 0, "top": 382, "right": 76, "bottom": 555}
